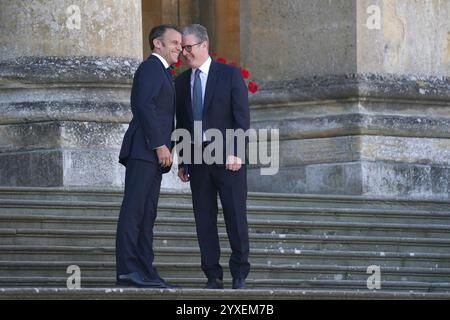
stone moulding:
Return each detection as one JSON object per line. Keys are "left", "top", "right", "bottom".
{"left": 0, "top": 101, "right": 131, "bottom": 125}
{"left": 250, "top": 73, "right": 450, "bottom": 107}
{"left": 0, "top": 56, "right": 140, "bottom": 124}
{"left": 0, "top": 56, "right": 141, "bottom": 84}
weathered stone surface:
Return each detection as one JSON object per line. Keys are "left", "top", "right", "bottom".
{"left": 0, "top": 151, "right": 63, "bottom": 186}
{"left": 362, "top": 162, "right": 450, "bottom": 200}
{"left": 247, "top": 77, "right": 450, "bottom": 199}
{"left": 161, "top": 161, "right": 190, "bottom": 191}
{"left": 0, "top": 0, "right": 448, "bottom": 198}
{"left": 0, "top": 122, "right": 61, "bottom": 152}
{"left": 0, "top": 1, "right": 145, "bottom": 189}
{"left": 0, "top": 101, "right": 132, "bottom": 125}
{"left": 250, "top": 133, "right": 450, "bottom": 172}
{"left": 306, "top": 163, "right": 363, "bottom": 195}
{"left": 431, "top": 167, "right": 450, "bottom": 195}
{"left": 62, "top": 149, "right": 124, "bottom": 187}
{"left": 250, "top": 74, "right": 450, "bottom": 107}
{"left": 359, "top": 136, "right": 450, "bottom": 166}
{"left": 0, "top": 122, "right": 126, "bottom": 152}
{"left": 250, "top": 160, "right": 450, "bottom": 200}
{"left": 248, "top": 165, "right": 307, "bottom": 194}
{"left": 251, "top": 109, "right": 450, "bottom": 140}
{"left": 0, "top": 57, "right": 140, "bottom": 84}
{"left": 241, "top": 0, "right": 357, "bottom": 81}
{"left": 0, "top": 0, "right": 142, "bottom": 59}
{"left": 357, "top": 0, "right": 450, "bottom": 77}
{"left": 242, "top": 0, "right": 450, "bottom": 82}
{"left": 67, "top": 149, "right": 187, "bottom": 190}
{"left": 60, "top": 122, "right": 127, "bottom": 149}
{"left": 249, "top": 136, "right": 360, "bottom": 168}
{"left": 0, "top": 121, "right": 188, "bottom": 189}
{"left": 248, "top": 163, "right": 362, "bottom": 195}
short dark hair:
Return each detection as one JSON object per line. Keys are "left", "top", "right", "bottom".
{"left": 148, "top": 24, "right": 180, "bottom": 50}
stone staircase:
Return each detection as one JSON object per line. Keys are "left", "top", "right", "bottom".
{"left": 0, "top": 187, "right": 450, "bottom": 299}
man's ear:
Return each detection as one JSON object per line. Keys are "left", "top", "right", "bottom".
{"left": 153, "top": 38, "right": 161, "bottom": 49}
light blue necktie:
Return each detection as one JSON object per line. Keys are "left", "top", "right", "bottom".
{"left": 192, "top": 69, "right": 203, "bottom": 143}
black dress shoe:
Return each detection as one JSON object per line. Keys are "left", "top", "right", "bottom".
{"left": 116, "top": 272, "right": 179, "bottom": 289}
{"left": 232, "top": 278, "right": 246, "bottom": 289}
{"left": 148, "top": 275, "right": 181, "bottom": 289}
{"left": 205, "top": 278, "right": 224, "bottom": 289}
{"left": 146, "top": 268, "right": 181, "bottom": 289}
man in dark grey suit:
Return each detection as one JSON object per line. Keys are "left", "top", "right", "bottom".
{"left": 116, "top": 24, "right": 181, "bottom": 288}
{"left": 175, "top": 24, "right": 251, "bottom": 289}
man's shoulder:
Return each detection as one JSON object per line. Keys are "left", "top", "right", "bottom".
{"left": 213, "top": 60, "right": 237, "bottom": 74}
{"left": 137, "top": 56, "right": 163, "bottom": 73}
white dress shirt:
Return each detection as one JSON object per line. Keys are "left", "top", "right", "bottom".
{"left": 152, "top": 53, "right": 169, "bottom": 69}
{"left": 190, "top": 56, "right": 211, "bottom": 142}
{"left": 190, "top": 56, "right": 211, "bottom": 107}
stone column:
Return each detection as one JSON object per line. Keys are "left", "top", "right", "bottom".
{"left": 242, "top": 0, "right": 450, "bottom": 200}
{"left": 0, "top": 1, "right": 151, "bottom": 188}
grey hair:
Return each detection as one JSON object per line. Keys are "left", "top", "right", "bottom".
{"left": 182, "top": 24, "right": 209, "bottom": 43}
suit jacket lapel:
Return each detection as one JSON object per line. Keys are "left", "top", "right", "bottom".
{"left": 149, "top": 55, "right": 174, "bottom": 89}
{"left": 164, "top": 69, "right": 175, "bottom": 90}
{"left": 148, "top": 55, "right": 176, "bottom": 117}
{"left": 203, "top": 61, "right": 220, "bottom": 115}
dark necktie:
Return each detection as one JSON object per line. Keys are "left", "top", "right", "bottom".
{"left": 192, "top": 69, "right": 203, "bottom": 143}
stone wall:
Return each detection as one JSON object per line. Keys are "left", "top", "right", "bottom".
{"left": 243, "top": 0, "right": 450, "bottom": 200}
{"left": 0, "top": 1, "right": 142, "bottom": 188}
{"left": 1, "top": 0, "right": 449, "bottom": 199}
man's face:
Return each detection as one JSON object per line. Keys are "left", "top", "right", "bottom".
{"left": 182, "top": 34, "right": 208, "bottom": 69}
{"left": 156, "top": 28, "right": 182, "bottom": 65}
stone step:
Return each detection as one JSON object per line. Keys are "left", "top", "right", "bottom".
{"left": 1, "top": 261, "right": 450, "bottom": 283}
{"left": 2, "top": 198, "right": 450, "bottom": 226}
{"left": 1, "top": 214, "right": 450, "bottom": 238}
{"left": 2, "top": 187, "right": 450, "bottom": 297}
{"left": 2, "top": 187, "right": 449, "bottom": 213}
{"left": 2, "top": 275, "right": 450, "bottom": 293}
{"left": 1, "top": 286, "right": 450, "bottom": 299}
{"left": 1, "top": 245, "right": 450, "bottom": 268}
{"left": 0, "top": 188, "right": 191, "bottom": 205}
{"left": 1, "top": 228, "right": 450, "bottom": 253}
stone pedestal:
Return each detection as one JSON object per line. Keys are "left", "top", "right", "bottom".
{"left": 0, "top": 0, "right": 184, "bottom": 189}
{"left": 242, "top": 0, "right": 450, "bottom": 200}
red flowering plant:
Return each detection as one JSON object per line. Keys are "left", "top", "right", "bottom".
{"left": 171, "top": 53, "right": 258, "bottom": 94}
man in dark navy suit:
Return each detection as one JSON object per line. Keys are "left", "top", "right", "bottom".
{"left": 116, "top": 24, "right": 182, "bottom": 288}
{"left": 175, "top": 24, "right": 251, "bottom": 289}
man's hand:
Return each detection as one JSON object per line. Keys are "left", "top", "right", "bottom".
{"left": 156, "top": 145, "right": 173, "bottom": 167}
{"left": 226, "top": 155, "right": 242, "bottom": 171}
{"left": 178, "top": 167, "right": 190, "bottom": 182}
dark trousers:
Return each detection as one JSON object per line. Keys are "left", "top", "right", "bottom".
{"left": 115, "top": 159, "right": 162, "bottom": 280}
{"left": 189, "top": 163, "right": 250, "bottom": 281}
